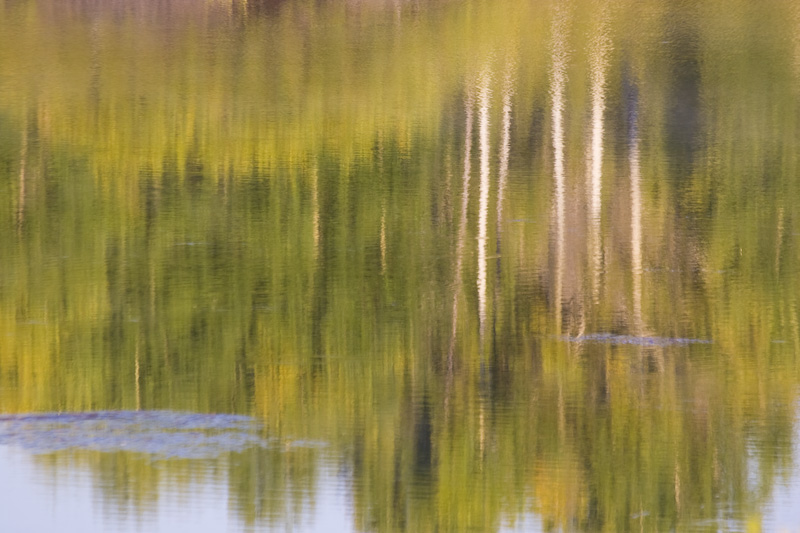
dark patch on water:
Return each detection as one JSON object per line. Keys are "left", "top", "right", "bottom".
{"left": 562, "top": 333, "right": 712, "bottom": 347}
{"left": 0, "top": 410, "right": 268, "bottom": 458}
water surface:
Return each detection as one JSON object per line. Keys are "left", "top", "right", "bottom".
{"left": 1, "top": 0, "right": 800, "bottom": 530}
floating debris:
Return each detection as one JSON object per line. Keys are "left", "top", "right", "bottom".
{"left": 0, "top": 410, "right": 267, "bottom": 458}
{"left": 562, "top": 333, "right": 711, "bottom": 347}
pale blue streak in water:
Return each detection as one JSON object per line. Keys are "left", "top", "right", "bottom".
{"left": 0, "top": 411, "right": 266, "bottom": 458}
{"left": 562, "top": 333, "right": 712, "bottom": 347}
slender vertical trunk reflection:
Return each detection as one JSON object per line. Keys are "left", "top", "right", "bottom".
{"left": 629, "top": 90, "right": 643, "bottom": 335}
{"left": 380, "top": 204, "right": 387, "bottom": 276}
{"left": 496, "top": 67, "right": 513, "bottom": 241}
{"left": 477, "top": 69, "right": 492, "bottom": 344}
{"left": 149, "top": 259, "right": 157, "bottom": 325}
{"left": 311, "top": 163, "right": 320, "bottom": 264}
{"left": 17, "top": 123, "right": 28, "bottom": 232}
{"left": 310, "top": 160, "right": 327, "bottom": 365}
{"left": 377, "top": 136, "right": 387, "bottom": 277}
{"left": 587, "top": 23, "right": 610, "bottom": 304}
{"left": 550, "top": 10, "right": 568, "bottom": 335}
{"left": 479, "top": 400, "right": 486, "bottom": 460}
{"left": 447, "top": 88, "right": 475, "bottom": 374}
{"left": 477, "top": 69, "right": 492, "bottom": 465}
{"left": 791, "top": 301, "right": 800, "bottom": 358}
{"left": 135, "top": 339, "right": 141, "bottom": 411}
{"left": 493, "top": 60, "right": 515, "bottom": 354}
{"left": 495, "top": 61, "right": 514, "bottom": 282}
{"left": 775, "top": 207, "right": 784, "bottom": 274}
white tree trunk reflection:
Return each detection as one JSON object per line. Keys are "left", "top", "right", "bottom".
{"left": 477, "top": 68, "right": 492, "bottom": 343}
{"left": 448, "top": 88, "right": 475, "bottom": 373}
{"left": 550, "top": 10, "right": 568, "bottom": 335}
{"left": 587, "top": 22, "right": 610, "bottom": 303}
{"left": 630, "top": 108, "right": 643, "bottom": 336}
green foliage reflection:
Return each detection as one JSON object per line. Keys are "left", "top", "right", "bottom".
{"left": 0, "top": 0, "right": 799, "bottom": 530}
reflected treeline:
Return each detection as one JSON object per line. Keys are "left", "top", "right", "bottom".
{"left": 1, "top": 0, "right": 800, "bottom": 530}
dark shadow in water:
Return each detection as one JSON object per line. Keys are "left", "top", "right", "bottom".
{"left": 244, "top": 0, "right": 289, "bottom": 18}
{"left": 663, "top": 13, "right": 704, "bottom": 174}
{"left": 413, "top": 400, "right": 434, "bottom": 480}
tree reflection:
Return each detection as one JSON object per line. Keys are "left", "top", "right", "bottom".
{"left": 0, "top": 0, "right": 798, "bottom": 531}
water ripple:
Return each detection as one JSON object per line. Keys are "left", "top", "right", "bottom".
{"left": 0, "top": 411, "right": 267, "bottom": 458}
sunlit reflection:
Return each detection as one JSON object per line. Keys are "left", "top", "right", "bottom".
{"left": 550, "top": 8, "right": 568, "bottom": 334}
{"left": 629, "top": 94, "right": 643, "bottom": 335}
{"left": 17, "top": 127, "right": 27, "bottom": 233}
{"left": 0, "top": 1, "right": 798, "bottom": 531}
{"left": 493, "top": 59, "right": 515, "bottom": 353}
{"left": 476, "top": 67, "right": 493, "bottom": 462}
{"left": 496, "top": 60, "right": 514, "bottom": 255}
{"left": 448, "top": 87, "right": 475, "bottom": 372}
{"left": 135, "top": 339, "right": 141, "bottom": 411}
{"left": 587, "top": 21, "right": 610, "bottom": 304}
{"left": 477, "top": 68, "right": 492, "bottom": 342}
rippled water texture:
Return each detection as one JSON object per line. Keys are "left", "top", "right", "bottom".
{"left": 0, "top": 411, "right": 266, "bottom": 457}
{"left": 1, "top": 0, "right": 800, "bottom": 531}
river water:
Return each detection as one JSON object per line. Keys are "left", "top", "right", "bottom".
{"left": 1, "top": 0, "right": 800, "bottom": 530}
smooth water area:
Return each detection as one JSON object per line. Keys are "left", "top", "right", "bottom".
{"left": 2, "top": 0, "right": 800, "bottom": 530}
